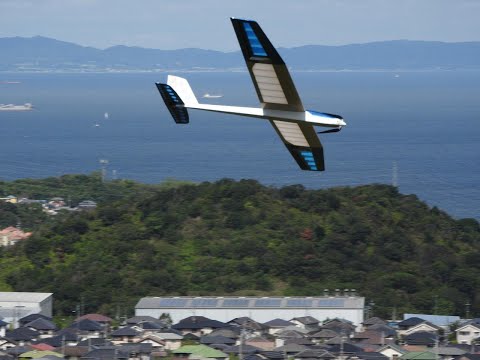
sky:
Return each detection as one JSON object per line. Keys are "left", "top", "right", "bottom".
{"left": 1, "top": 0, "right": 479, "bottom": 51}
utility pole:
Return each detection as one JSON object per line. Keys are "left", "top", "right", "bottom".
{"left": 392, "top": 161, "right": 398, "bottom": 187}
{"left": 99, "top": 159, "right": 109, "bottom": 182}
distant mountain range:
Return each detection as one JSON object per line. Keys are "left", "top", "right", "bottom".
{"left": 1, "top": 36, "right": 480, "bottom": 72}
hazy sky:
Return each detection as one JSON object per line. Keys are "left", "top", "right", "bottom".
{"left": 1, "top": 0, "right": 479, "bottom": 51}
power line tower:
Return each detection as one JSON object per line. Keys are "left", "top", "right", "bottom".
{"left": 99, "top": 159, "right": 109, "bottom": 182}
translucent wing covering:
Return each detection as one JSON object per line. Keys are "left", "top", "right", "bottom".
{"left": 231, "top": 18, "right": 304, "bottom": 112}
{"left": 270, "top": 120, "right": 325, "bottom": 171}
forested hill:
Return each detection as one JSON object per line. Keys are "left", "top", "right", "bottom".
{"left": 0, "top": 174, "right": 479, "bottom": 318}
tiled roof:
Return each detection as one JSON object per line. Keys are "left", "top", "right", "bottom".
{"left": 5, "top": 327, "right": 39, "bottom": 341}
{"left": 25, "top": 318, "right": 56, "bottom": 331}
{"left": 75, "top": 313, "right": 113, "bottom": 323}
{"left": 110, "top": 326, "right": 140, "bottom": 337}
{"left": 264, "top": 319, "right": 294, "bottom": 327}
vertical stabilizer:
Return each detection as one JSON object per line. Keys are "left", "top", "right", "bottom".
{"left": 167, "top": 75, "right": 198, "bottom": 106}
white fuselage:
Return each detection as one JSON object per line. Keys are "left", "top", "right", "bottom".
{"left": 185, "top": 103, "right": 346, "bottom": 128}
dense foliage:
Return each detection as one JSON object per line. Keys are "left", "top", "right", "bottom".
{"left": 0, "top": 174, "right": 479, "bottom": 319}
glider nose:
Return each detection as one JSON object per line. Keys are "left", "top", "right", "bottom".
{"left": 338, "top": 118, "right": 347, "bottom": 127}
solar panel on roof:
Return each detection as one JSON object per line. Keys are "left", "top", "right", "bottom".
{"left": 158, "top": 298, "right": 188, "bottom": 307}
{"left": 286, "top": 299, "right": 313, "bottom": 307}
{"left": 222, "top": 299, "right": 250, "bottom": 307}
{"left": 255, "top": 298, "right": 282, "bottom": 307}
{"left": 191, "top": 298, "right": 218, "bottom": 307}
{"left": 317, "top": 299, "right": 345, "bottom": 307}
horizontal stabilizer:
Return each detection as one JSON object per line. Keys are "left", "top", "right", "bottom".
{"left": 155, "top": 83, "right": 189, "bottom": 124}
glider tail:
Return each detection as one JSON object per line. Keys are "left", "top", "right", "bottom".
{"left": 155, "top": 75, "right": 198, "bottom": 124}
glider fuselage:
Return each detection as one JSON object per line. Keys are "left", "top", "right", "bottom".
{"left": 183, "top": 103, "right": 346, "bottom": 128}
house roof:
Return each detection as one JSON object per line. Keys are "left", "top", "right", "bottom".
{"left": 223, "top": 344, "right": 261, "bottom": 355}
{"left": 19, "top": 315, "right": 52, "bottom": 325}
{"left": 401, "top": 351, "right": 436, "bottom": 360}
{"left": 354, "top": 352, "right": 389, "bottom": 360}
{"left": 327, "top": 343, "right": 363, "bottom": 354}
{"left": 25, "top": 318, "right": 56, "bottom": 331}
{"left": 172, "top": 316, "right": 228, "bottom": 330}
{"left": 404, "top": 331, "right": 436, "bottom": 346}
{"left": 367, "top": 324, "right": 397, "bottom": 337}
{"left": 18, "top": 350, "right": 62, "bottom": 359}
{"left": 29, "top": 344, "right": 55, "bottom": 351}
{"left": 377, "top": 344, "right": 407, "bottom": 354}
{"left": 154, "top": 332, "right": 183, "bottom": 341}
{"left": 436, "top": 347, "right": 466, "bottom": 356}
{"left": 274, "top": 344, "right": 308, "bottom": 353}
{"left": 403, "top": 314, "right": 460, "bottom": 327}
{"left": 310, "top": 329, "right": 339, "bottom": 339}
{"left": 264, "top": 319, "right": 294, "bottom": 327}
{"left": 110, "top": 326, "right": 140, "bottom": 337}
{"left": 137, "top": 321, "right": 164, "bottom": 330}
{"left": 291, "top": 316, "right": 319, "bottom": 325}
{"left": 201, "top": 336, "right": 236, "bottom": 345}
{"left": 5, "top": 327, "right": 39, "bottom": 341}
{"left": 294, "top": 349, "right": 335, "bottom": 359}
{"left": 81, "top": 347, "right": 129, "bottom": 360}
{"left": 67, "top": 319, "right": 103, "bottom": 331}
{"left": 260, "top": 351, "right": 285, "bottom": 360}
{"left": 172, "top": 344, "right": 228, "bottom": 358}
{"left": 397, "top": 318, "right": 425, "bottom": 328}
{"left": 77, "top": 338, "right": 112, "bottom": 347}
{"left": 75, "top": 313, "right": 112, "bottom": 323}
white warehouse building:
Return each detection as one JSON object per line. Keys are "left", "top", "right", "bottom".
{"left": 0, "top": 292, "right": 53, "bottom": 327}
{"left": 135, "top": 296, "right": 365, "bottom": 326}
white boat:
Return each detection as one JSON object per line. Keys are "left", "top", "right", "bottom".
{"left": 0, "top": 103, "right": 33, "bottom": 111}
{"left": 202, "top": 93, "right": 223, "bottom": 99}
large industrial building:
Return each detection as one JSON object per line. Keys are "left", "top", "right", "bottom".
{"left": 0, "top": 292, "right": 53, "bottom": 326}
{"left": 135, "top": 296, "right": 365, "bottom": 326}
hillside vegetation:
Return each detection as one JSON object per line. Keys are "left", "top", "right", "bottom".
{"left": 0, "top": 174, "right": 479, "bottom": 318}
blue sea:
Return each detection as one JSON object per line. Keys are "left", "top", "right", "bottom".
{"left": 0, "top": 71, "right": 479, "bottom": 219}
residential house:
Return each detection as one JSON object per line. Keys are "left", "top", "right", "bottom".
{"left": 67, "top": 319, "right": 104, "bottom": 339}
{"left": 200, "top": 336, "right": 235, "bottom": 347}
{"left": 154, "top": 332, "right": 183, "bottom": 350}
{"left": 435, "top": 346, "right": 467, "bottom": 360}
{"left": 456, "top": 324, "right": 480, "bottom": 345}
{"left": 81, "top": 346, "right": 129, "bottom": 360}
{"left": 402, "top": 332, "right": 437, "bottom": 347}
{"left": 290, "top": 317, "right": 320, "bottom": 332}
{"left": 25, "top": 318, "right": 57, "bottom": 338}
{"left": 5, "top": 328, "right": 39, "bottom": 346}
{"left": 264, "top": 319, "right": 294, "bottom": 335}
{"left": 0, "top": 227, "right": 32, "bottom": 247}
{"left": 397, "top": 318, "right": 428, "bottom": 336}
{"left": 110, "top": 327, "right": 141, "bottom": 344}
{"left": 0, "top": 338, "right": 17, "bottom": 351}
{"left": 172, "top": 317, "right": 228, "bottom": 336}
{"left": 0, "top": 321, "right": 8, "bottom": 338}
{"left": 293, "top": 349, "right": 335, "bottom": 360}
{"left": 377, "top": 344, "right": 407, "bottom": 360}
{"left": 403, "top": 322, "right": 440, "bottom": 336}
{"left": 309, "top": 329, "right": 339, "bottom": 344}
{"left": 19, "top": 315, "right": 52, "bottom": 329}
{"left": 362, "top": 318, "right": 387, "bottom": 331}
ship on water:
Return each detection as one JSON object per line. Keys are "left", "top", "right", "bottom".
{"left": 0, "top": 103, "right": 33, "bottom": 111}
{"left": 202, "top": 93, "right": 223, "bottom": 99}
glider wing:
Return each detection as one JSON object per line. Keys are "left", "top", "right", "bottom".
{"left": 270, "top": 119, "right": 325, "bottom": 171}
{"left": 231, "top": 18, "right": 304, "bottom": 112}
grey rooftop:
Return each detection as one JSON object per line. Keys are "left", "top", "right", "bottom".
{"left": 136, "top": 296, "right": 364, "bottom": 309}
